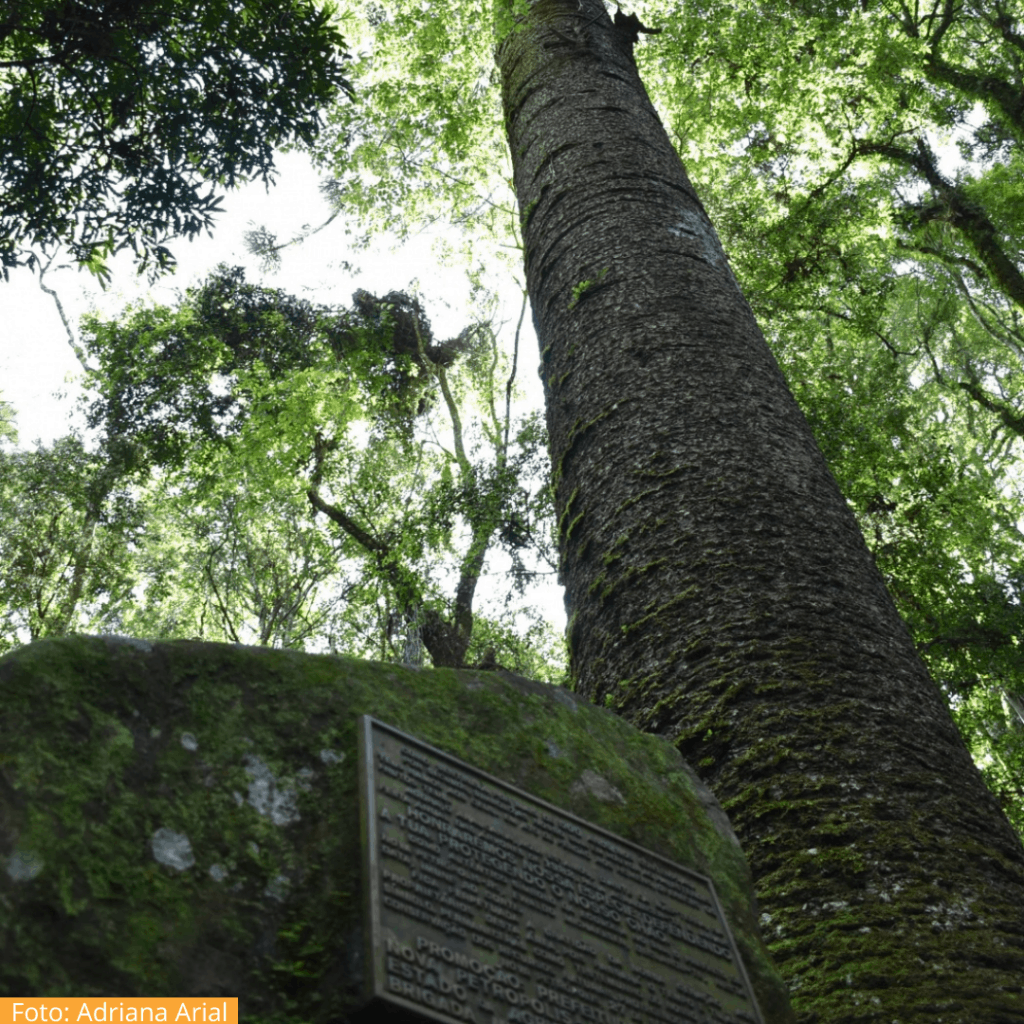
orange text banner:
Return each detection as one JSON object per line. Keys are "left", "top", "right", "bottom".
{"left": 0, "top": 1001, "right": 237, "bottom": 1024}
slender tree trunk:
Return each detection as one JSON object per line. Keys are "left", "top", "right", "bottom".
{"left": 497, "top": 2, "right": 1024, "bottom": 1021}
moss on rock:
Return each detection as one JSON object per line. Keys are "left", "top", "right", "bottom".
{"left": 0, "top": 636, "right": 794, "bottom": 1022}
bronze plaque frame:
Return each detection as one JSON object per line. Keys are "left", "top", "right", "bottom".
{"left": 358, "top": 715, "right": 763, "bottom": 1024}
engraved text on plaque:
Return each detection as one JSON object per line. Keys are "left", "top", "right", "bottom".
{"left": 359, "top": 716, "right": 763, "bottom": 1024}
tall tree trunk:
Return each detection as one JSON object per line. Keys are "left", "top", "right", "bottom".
{"left": 497, "top": 2, "right": 1024, "bottom": 1021}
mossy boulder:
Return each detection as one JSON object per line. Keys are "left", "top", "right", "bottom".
{"left": 0, "top": 636, "right": 794, "bottom": 1022}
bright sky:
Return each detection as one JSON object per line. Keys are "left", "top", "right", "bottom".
{"left": 0, "top": 149, "right": 566, "bottom": 635}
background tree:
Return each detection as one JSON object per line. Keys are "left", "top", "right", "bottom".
{"left": 55, "top": 266, "right": 562, "bottom": 673}
{"left": 114, "top": 469, "right": 357, "bottom": 650}
{"left": 0, "top": 435, "right": 139, "bottom": 652}
{"left": 0, "top": 0, "right": 353, "bottom": 280}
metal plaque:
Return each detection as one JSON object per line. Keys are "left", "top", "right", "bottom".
{"left": 358, "top": 716, "right": 763, "bottom": 1024}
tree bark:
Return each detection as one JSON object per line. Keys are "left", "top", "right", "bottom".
{"left": 497, "top": 2, "right": 1024, "bottom": 1021}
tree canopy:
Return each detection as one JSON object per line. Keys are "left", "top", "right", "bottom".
{"left": 0, "top": 0, "right": 353, "bottom": 279}
{"left": 0, "top": 267, "right": 563, "bottom": 678}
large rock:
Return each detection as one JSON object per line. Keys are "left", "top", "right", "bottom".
{"left": 0, "top": 636, "right": 794, "bottom": 1022}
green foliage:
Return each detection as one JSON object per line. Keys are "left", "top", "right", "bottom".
{"left": 0, "top": 0, "right": 353, "bottom": 277}
{"left": 636, "top": 0, "right": 1024, "bottom": 407}
{"left": 0, "top": 393, "right": 17, "bottom": 446}
{"left": 0, "top": 268, "right": 563, "bottom": 675}
{"left": 112, "top": 468, "right": 355, "bottom": 651}
{"left": 567, "top": 268, "right": 610, "bottom": 311}
{"left": 0, "top": 436, "right": 141, "bottom": 651}
{"left": 311, "top": 0, "right": 518, "bottom": 265}
{"left": 80, "top": 265, "right": 442, "bottom": 473}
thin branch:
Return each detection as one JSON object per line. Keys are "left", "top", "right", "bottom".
{"left": 205, "top": 554, "right": 242, "bottom": 644}
{"left": 305, "top": 432, "right": 388, "bottom": 553}
{"left": 1004, "top": 687, "right": 1024, "bottom": 728}
{"left": 796, "top": 302, "right": 915, "bottom": 359}
{"left": 897, "top": 239, "right": 989, "bottom": 285}
{"left": 244, "top": 207, "right": 342, "bottom": 271}
{"left": 37, "top": 254, "right": 94, "bottom": 371}
{"left": 306, "top": 486, "right": 384, "bottom": 553}
{"left": 857, "top": 138, "right": 1024, "bottom": 310}
{"left": 957, "top": 378, "right": 1024, "bottom": 439}
{"left": 945, "top": 265, "right": 1024, "bottom": 362}
{"left": 410, "top": 299, "right": 471, "bottom": 473}
{"left": 919, "top": 328, "right": 947, "bottom": 383}
{"left": 924, "top": 0, "right": 957, "bottom": 47}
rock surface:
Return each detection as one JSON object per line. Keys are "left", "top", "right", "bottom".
{"left": 0, "top": 636, "right": 794, "bottom": 1022}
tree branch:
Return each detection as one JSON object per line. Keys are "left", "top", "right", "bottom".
{"left": 857, "top": 139, "right": 1024, "bottom": 310}
{"left": 505, "top": 288, "right": 527, "bottom": 453}
{"left": 957, "top": 378, "right": 1024, "bottom": 439}
{"left": 37, "top": 255, "right": 95, "bottom": 371}
{"left": 305, "top": 485, "right": 385, "bottom": 553}
{"left": 410, "top": 299, "right": 471, "bottom": 473}
{"left": 205, "top": 553, "right": 243, "bottom": 644}
{"left": 923, "top": 54, "right": 1024, "bottom": 139}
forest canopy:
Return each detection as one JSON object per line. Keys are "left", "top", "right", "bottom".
{"left": 0, "top": 267, "right": 562, "bottom": 679}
